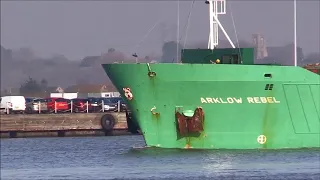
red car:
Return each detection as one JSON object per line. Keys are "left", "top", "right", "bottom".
{"left": 44, "top": 97, "right": 69, "bottom": 113}
{"left": 70, "top": 98, "right": 93, "bottom": 113}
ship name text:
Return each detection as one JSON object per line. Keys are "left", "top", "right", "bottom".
{"left": 200, "top": 97, "right": 280, "bottom": 104}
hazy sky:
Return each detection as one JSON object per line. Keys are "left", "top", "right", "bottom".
{"left": 1, "top": 0, "right": 319, "bottom": 60}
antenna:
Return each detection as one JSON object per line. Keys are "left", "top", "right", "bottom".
{"left": 294, "top": 0, "right": 297, "bottom": 66}
{"left": 177, "top": 0, "right": 180, "bottom": 63}
{"left": 206, "top": 0, "right": 235, "bottom": 50}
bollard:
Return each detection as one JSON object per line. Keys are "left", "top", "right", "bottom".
{"left": 102, "top": 100, "right": 105, "bottom": 112}
{"left": 118, "top": 100, "right": 120, "bottom": 112}
{"left": 55, "top": 101, "right": 57, "bottom": 114}
{"left": 86, "top": 101, "right": 89, "bottom": 113}
{"left": 70, "top": 100, "right": 73, "bottom": 113}
{"left": 6, "top": 102, "right": 10, "bottom": 114}
{"left": 38, "top": 101, "right": 41, "bottom": 114}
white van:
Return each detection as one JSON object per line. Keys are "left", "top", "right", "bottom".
{"left": 0, "top": 96, "right": 26, "bottom": 114}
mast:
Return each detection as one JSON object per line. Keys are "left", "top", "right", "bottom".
{"left": 177, "top": 0, "right": 180, "bottom": 63}
{"left": 206, "top": 0, "right": 235, "bottom": 50}
{"left": 294, "top": 0, "right": 297, "bottom": 66}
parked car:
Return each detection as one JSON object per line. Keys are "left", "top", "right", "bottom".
{"left": 0, "top": 95, "right": 26, "bottom": 114}
{"left": 70, "top": 98, "right": 93, "bottom": 113}
{"left": 98, "top": 98, "right": 117, "bottom": 112}
{"left": 87, "top": 97, "right": 103, "bottom": 112}
{"left": 44, "top": 97, "right": 69, "bottom": 113}
{"left": 25, "top": 98, "right": 48, "bottom": 113}
{"left": 113, "top": 97, "right": 128, "bottom": 112}
{"left": 102, "top": 97, "right": 127, "bottom": 112}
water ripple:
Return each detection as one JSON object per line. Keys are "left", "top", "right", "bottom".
{"left": 1, "top": 136, "right": 319, "bottom": 180}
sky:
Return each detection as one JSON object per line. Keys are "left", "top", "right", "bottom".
{"left": 1, "top": 0, "right": 319, "bottom": 60}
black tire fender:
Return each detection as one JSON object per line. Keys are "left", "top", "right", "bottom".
{"left": 101, "top": 113, "right": 116, "bottom": 131}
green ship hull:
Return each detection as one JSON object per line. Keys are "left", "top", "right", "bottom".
{"left": 102, "top": 61, "right": 320, "bottom": 149}
{"left": 101, "top": 0, "right": 319, "bottom": 150}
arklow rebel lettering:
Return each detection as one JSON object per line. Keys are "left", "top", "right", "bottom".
{"left": 200, "top": 97, "right": 280, "bottom": 104}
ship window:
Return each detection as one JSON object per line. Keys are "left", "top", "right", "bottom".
{"left": 222, "top": 55, "right": 232, "bottom": 64}
{"left": 222, "top": 54, "right": 240, "bottom": 64}
{"left": 269, "top": 84, "right": 274, "bottom": 89}
{"left": 265, "top": 84, "right": 274, "bottom": 90}
{"left": 232, "top": 54, "right": 239, "bottom": 64}
{"left": 264, "top": 73, "right": 272, "bottom": 78}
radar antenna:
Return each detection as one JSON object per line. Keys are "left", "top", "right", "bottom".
{"left": 206, "top": 0, "right": 235, "bottom": 50}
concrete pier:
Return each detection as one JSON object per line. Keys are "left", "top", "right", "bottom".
{"left": 0, "top": 112, "right": 130, "bottom": 138}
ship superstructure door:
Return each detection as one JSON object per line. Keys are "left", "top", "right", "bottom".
{"left": 222, "top": 54, "right": 240, "bottom": 64}
{"left": 284, "top": 84, "right": 320, "bottom": 134}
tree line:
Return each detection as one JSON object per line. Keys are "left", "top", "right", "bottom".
{"left": 1, "top": 41, "right": 319, "bottom": 94}
{"left": 1, "top": 77, "right": 51, "bottom": 97}
{"left": 19, "top": 77, "right": 49, "bottom": 95}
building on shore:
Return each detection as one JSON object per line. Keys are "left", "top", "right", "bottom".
{"left": 50, "top": 84, "right": 120, "bottom": 99}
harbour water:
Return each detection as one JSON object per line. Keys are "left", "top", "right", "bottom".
{"left": 1, "top": 135, "right": 319, "bottom": 180}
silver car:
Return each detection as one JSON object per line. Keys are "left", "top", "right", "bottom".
{"left": 25, "top": 98, "right": 48, "bottom": 113}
